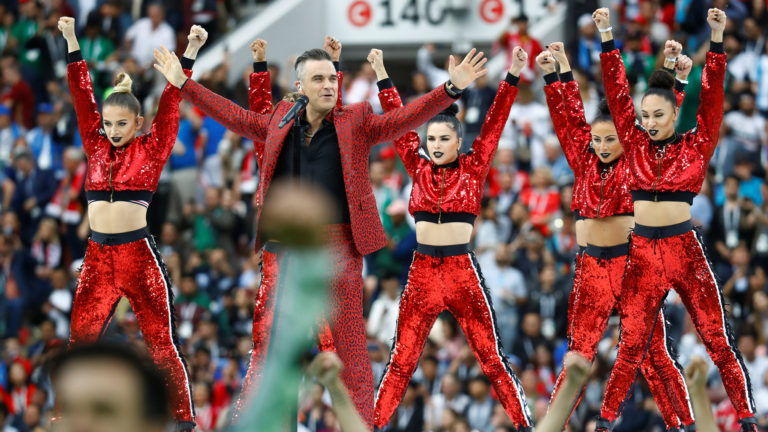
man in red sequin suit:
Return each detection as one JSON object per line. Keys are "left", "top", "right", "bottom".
{"left": 153, "top": 41, "right": 489, "bottom": 428}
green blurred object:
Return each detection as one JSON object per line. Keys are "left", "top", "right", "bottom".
{"left": 229, "top": 247, "right": 330, "bottom": 432}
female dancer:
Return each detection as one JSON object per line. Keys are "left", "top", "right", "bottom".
{"left": 368, "top": 48, "right": 533, "bottom": 431}
{"left": 591, "top": 8, "right": 758, "bottom": 430}
{"left": 60, "top": 17, "right": 202, "bottom": 430}
{"left": 538, "top": 42, "right": 696, "bottom": 430}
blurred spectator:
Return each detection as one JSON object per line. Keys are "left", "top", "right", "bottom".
{"left": 461, "top": 74, "right": 497, "bottom": 149}
{"left": 0, "top": 361, "right": 35, "bottom": 417}
{"left": 393, "top": 381, "right": 424, "bottom": 432}
{"left": 416, "top": 44, "right": 449, "bottom": 89}
{"left": 43, "top": 268, "right": 72, "bottom": 339}
{"left": 747, "top": 180, "right": 768, "bottom": 268}
{"left": 366, "top": 272, "right": 400, "bottom": 346}
{"left": 494, "top": 14, "right": 542, "bottom": 83}
{"left": 475, "top": 197, "right": 508, "bottom": 263}
{"left": 465, "top": 375, "right": 495, "bottom": 432}
{"left": 25, "top": 103, "right": 65, "bottom": 173}
{"left": 84, "top": 0, "right": 127, "bottom": 49}
{"left": 193, "top": 382, "right": 217, "bottom": 432}
{"left": 520, "top": 167, "right": 560, "bottom": 237}
{"left": 0, "top": 106, "right": 22, "bottom": 173}
{"left": 174, "top": 274, "right": 211, "bottom": 340}
{"left": 300, "top": 382, "right": 331, "bottom": 432}
{"left": 710, "top": 175, "right": 754, "bottom": 269}
{"left": 543, "top": 137, "right": 573, "bottom": 187}
{"left": 755, "top": 39, "right": 768, "bottom": 117}
{"left": 573, "top": 14, "right": 602, "bottom": 81}
{"left": 4, "top": 147, "right": 57, "bottom": 245}
{"left": 1, "top": 61, "right": 35, "bottom": 130}
{"left": 737, "top": 328, "right": 768, "bottom": 397}
{"left": 44, "top": 146, "right": 87, "bottom": 260}
{"left": 426, "top": 373, "right": 470, "bottom": 430}
{"left": 512, "top": 311, "right": 546, "bottom": 367}
{"left": 124, "top": 2, "right": 175, "bottom": 69}
{"left": 722, "top": 93, "right": 767, "bottom": 164}
{"left": 370, "top": 160, "right": 394, "bottom": 230}
{"left": 482, "top": 245, "right": 527, "bottom": 348}
{"left": 499, "top": 84, "right": 551, "bottom": 170}
{"left": 527, "top": 265, "right": 568, "bottom": 342}
{"left": 0, "top": 400, "right": 18, "bottom": 432}
{"left": 346, "top": 62, "right": 382, "bottom": 113}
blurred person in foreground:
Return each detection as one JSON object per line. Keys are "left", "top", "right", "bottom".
{"left": 154, "top": 32, "right": 489, "bottom": 428}
{"left": 50, "top": 343, "right": 171, "bottom": 432}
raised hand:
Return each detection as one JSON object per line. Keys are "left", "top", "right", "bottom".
{"left": 535, "top": 50, "right": 556, "bottom": 74}
{"left": 592, "top": 8, "right": 611, "bottom": 30}
{"left": 664, "top": 40, "right": 682, "bottom": 60}
{"left": 508, "top": 46, "right": 528, "bottom": 77}
{"left": 250, "top": 39, "right": 267, "bottom": 62}
{"left": 153, "top": 46, "right": 187, "bottom": 88}
{"left": 448, "top": 48, "right": 488, "bottom": 90}
{"left": 307, "top": 352, "right": 344, "bottom": 388}
{"left": 367, "top": 49, "right": 388, "bottom": 80}
{"left": 675, "top": 54, "right": 693, "bottom": 81}
{"left": 57, "top": 16, "right": 76, "bottom": 41}
{"left": 707, "top": 8, "right": 726, "bottom": 33}
{"left": 187, "top": 25, "right": 208, "bottom": 50}
{"left": 324, "top": 36, "right": 342, "bottom": 62}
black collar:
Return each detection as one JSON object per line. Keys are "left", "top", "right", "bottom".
{"left": 650, "top": 132, "right": 681, "bottom": 148}
{"left": 598, "top": 157, "right": 619, "bottom": 171}
{"left": 433, "top": 158, "right": 460, "bottom": 169}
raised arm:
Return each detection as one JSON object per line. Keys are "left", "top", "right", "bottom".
{"left": 365, "top": 48, "right": 488, "bottom": 145}
{"left": 467, "top": 47, "right": 525, "bottom": 174}
{"left": 369, "top": 49, "right": 422, "bottom": 176}
{"left": 154, "top": 46, "right": 271, "bottom": 143}
{"left": 537, "top": 50, "right": 568, "bottom": 151}
{"left": 323, "top": 36, "right": 344, "bottom": 109}
{"left": 594, "top": 8, "right": 645, "bottom": 151}
{"left": 60, "top": 17, "right": 102, "bottom": 157}
{"left": 661, "top": 40, "right": 689, "bottom": 107}
{"left": 248, "top": 39, "right": 273, "bottom": 114}
{"left": 694, "top": 8, "right": 727, "bottom": 159}
{"left": 548, "top": 43, "right": 591, "bottom": 169}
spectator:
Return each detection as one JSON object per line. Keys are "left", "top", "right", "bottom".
{"left": 573, "top": 14, "right": 602, "bottom": 81}
{"left": 30, "top": 217, "right": 61, "bottom": 280}
{"left": 26, "top": 103, "right": 65, "bottom": 173}
{"left": 722, "top": 93, "right": 767, "bottom": 163}
{"left": 747, "top": 180, "right": 768, "bottom": 268}
{"left": 366, "top": 272, "right": 400, "bottom": 346}
{"left": 370, "top": 160, "right": 394, "bottom": 229}
{"left": 416, "top": 44, "right": 449, "bottom": 89}
{"left": 754, "top": 39, "right": 768, "bottom": 117}
{"left": 44, "top": 146, "right": 87, "bottom": 260}
{"left": 737, "top": 328, "right": 768, "bottom": 397}
{"left": 192, "top": 382, "right": 217, "bottom": 432}
{"left": 543, "top": 137, "right": 573, "bottom": 186}
{"left": 0, "top": 61, "right": 35, "bottom": 130}
{"left": 0, "top": 362, "right": 36, "bottom": 417}
{"left": 174, "top": 274, "right": 211, "bottom": 340}
{"left": 461, "top": 74, "right": 497, "bottom": 149}
{"left": 465, "top": 375, "right": 495, "bottom": 432}
{"left": 499, "top": 84, "right": 551, "bottom": 170}
{"left": 300, "top": 382, "right": 331, "bottom": 432}
{"left": 0, "top": 400, "right": 18, "bottom": 432}
{"left": 475, "top": 197, "right": 508, "bottom": 263}
{"left": 393, "top": 381, "right": 425, "bottom": 432}
{"left": 494, "top": 14, "right": 543, "bottom": 83}
{"left": 346, "top": 62, "right": 382, "bottom": 113}
{"left": 512, "top": 311, "right": 546, "bottom": 366}
{"left": 85, "top": 0, "right": 127, "bottom": 52}
{"left": 43, "top": 268, "right": 72, "bottom": 339}
{"left": 721, "top": 244, "right": 759, "bottom": 321}
{"left": 711, "top": 175, "right": 754, "bottom": 269}
{"left": 0, "top": 105, "right": 22, "bottom": 173}
{"left": 426, "top": 373, "right": 470, "bottom": 431}
{"left": 482, "top": 245, "right": 527, "bottom": 348}
{"left": 4, "top": 147, "right": 57, "bottom": 245}
{"left": 520, "top": 167, "right": 560, "bottom": 236}
{"left": 527, "top": 265, "right": 568, "bottom": 342}
{"left": 124, "top": 2, "right": 176, "bottom": 69}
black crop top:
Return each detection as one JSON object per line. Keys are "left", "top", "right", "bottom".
{"left": 85, "top": 190, "right": 154, "bottom": 208}
{"left": 630, "top": 190, "right": 695, "bottom": 205}
{"left": 413, "top": 211, "right": 476, "bottom": 225}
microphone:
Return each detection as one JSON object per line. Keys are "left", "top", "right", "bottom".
{"left": 278, "top": 95, "right": 309, "bottom": 128}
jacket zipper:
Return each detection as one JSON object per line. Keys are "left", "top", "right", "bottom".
{"left": 597, "top": 166, "right": 611, "bottom": 215}
{"left": 653, "top": 146, "right": 666, "bottom": 201}
{"left": 109, "top": 161, "right": 114, "bottom": 202}
{"left": 437, "top": 168, "right": 446, "bottom": 223}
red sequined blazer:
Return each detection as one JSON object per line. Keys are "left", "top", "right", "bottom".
{"left": 182, "top": 75, "right": 457, "bottom": 255}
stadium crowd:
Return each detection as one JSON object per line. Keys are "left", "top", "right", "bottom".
{"left": 0, "top": 0, "right": 767, "bottom": 431}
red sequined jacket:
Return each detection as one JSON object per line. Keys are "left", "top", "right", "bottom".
{"left": 544, "top": 71, "right": 686, "bottom": 218}
{"left": 376, "top": 75, "right": 518, "bottom": 218}
{"left": 68, "top": 53, "right": 193, "bottom": 199}
{"left": 601, "top": 43, "right": 725, "bottom": 201}
{"left": 182, "top": 75, "right": 458, "bottom": 255}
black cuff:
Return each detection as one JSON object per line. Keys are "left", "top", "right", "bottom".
{"left": 543, "top": 72, "right": 558, "bottom": 85}
{"left": 559, "top": 71, "right": 574, "bottom": 83}
{"left": 710, "top": 41, "right": 724, "bottom": 54}
{"left": 253, "top": 61, "right": 268, "bottom": 73}
{"left": 179, "top": 78, "right": 189, "bottom": 92}
{"left": 505, "top": 73, "right": 520, "bottom": 86}
{"left": 180, "top": 56, "right": 195, "bottom": 70}
{"left": 662, "top": 66, "right": 675, "bottom": 76}
{"left": 675, "top": 79, "right": 686, "bottom": 92}
{"left": 333, "top": 61, "right": 341, "bottom": 72}
{"left": 67, "top": 50, "right": 83, "bottom": 64}
{"left": 377, "top": 78, "right": 394, "bottom": 91}
{"left": 601, "top": 40, "right": 616, "bottom": 53}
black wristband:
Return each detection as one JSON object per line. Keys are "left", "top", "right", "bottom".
{"left": 505, "top": 73, "right": 520, "bottom": 86}
{"left": 180, "top": 56, "right": 195, "bottom": 70}
{"left": 559, "top": 71, "right": 575, "bottom": 83}
{"left": 675, "top": 79, "right": 686, "bottom": 92}
{"left": 253, "top": 61, "right": 268, "bottom": 73}
{"left": 444, "top": 80, "right": 463, "bottom": 99}
{"left": 710, "top": 41, "right": 724, "bottom": 54}
{"left": 179, "top": 78, "right": 189, "bottom": 92}
{"left": 377, "top": 78, "right": 394, "bottom": 91}
{"left": 67, "top": 50, "right": 83, "bottom": 64}
{"left": 601, "top": 40, "right": 616, "bottom": 53}
{"left": 543, "top": 72, "right": 558, "bottom": 85}
{"left": 333, "top": 61, "right": 341, "bottom": 72}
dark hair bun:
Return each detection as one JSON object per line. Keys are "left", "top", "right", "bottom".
{"left": 597, "top": 99, "right": 611, "bottom": 116}
{"left": 440, "top": 103, "right": 459, "bottom": 117}
{"left": 648, "top": 70, "right": 675, "bottom": 90}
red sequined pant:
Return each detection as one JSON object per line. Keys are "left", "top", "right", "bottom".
{"left": 232, "top": 243, "right": 335, "bottom": 422}
{"left": 550, "top": 245, "right": 694, "bottom": 428}
{"left": 69, "top": 230, "right": 194, "bottom": 425}
{"left": 374, "top": 249, "right": 532, "bottom": 429}
{"left": 601, "top": 222, "right": 756, "bottom": 422}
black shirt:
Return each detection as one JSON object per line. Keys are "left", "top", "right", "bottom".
{"left": 271, "top": 113, "right": 350, "bottom": 223}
